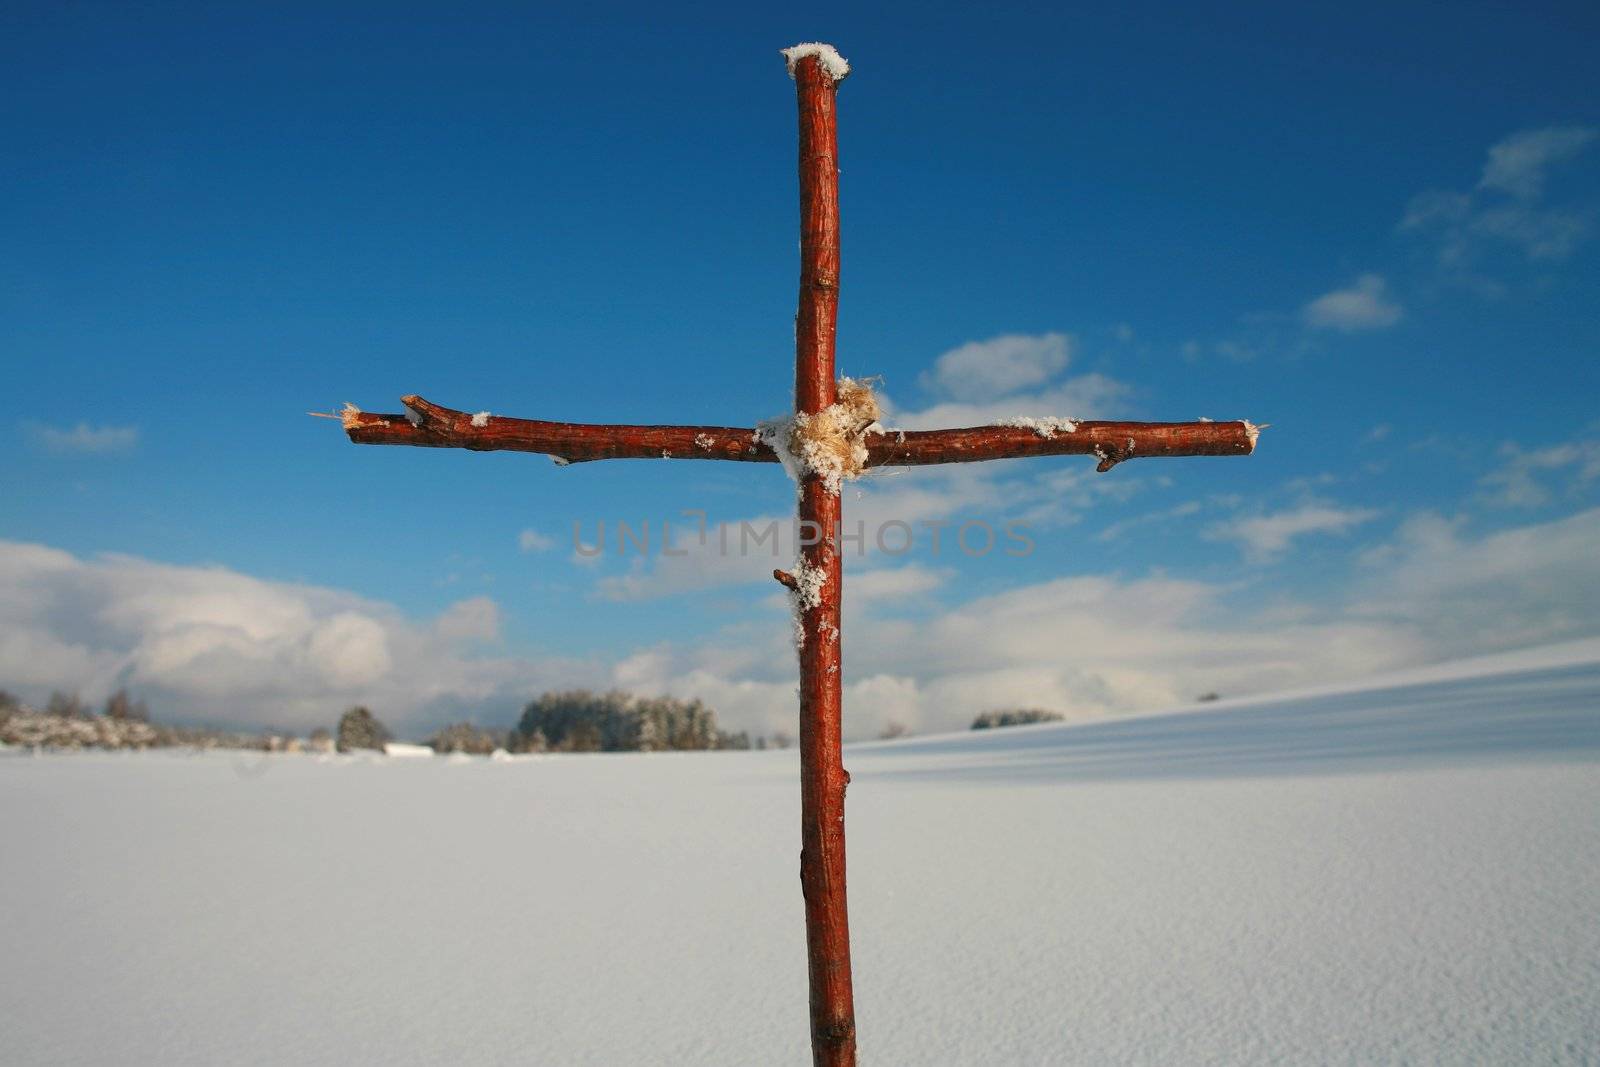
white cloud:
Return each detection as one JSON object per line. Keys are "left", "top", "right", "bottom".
{"left": 1206, "top": 502, "right": 1380, "bottom": 562}
{"left": 1477, "top": 436, "right": 1600, "bottom": 508}
{"left": 613, "top": 503, "right": 1600, "bottom": 737}
{"left": 0, "top": 541, "right": 592, "bottom": 735}
{"left": 7, "top": 501, "right": 1599, "bottom": 742}
{"left": 1096, "top": 500, "right": 1204, "bottom": 542}
{"left": 434, "top": 596, "right": 501, "bottom": 644}
{"left": 305, "top": 614, "right": 393, "bottom": 689}
{"left": 885, "top": 372, "right": 1129, "bottom": 431}
{"left": 592, "top": 508, "right": 793, "bottom": 602}
{"left": 844, "top": 563, "right": 950, "bottom": 605}
{"left": 1351, "top": 508, "right": 1600, "bottom": 655}
{"left": 840, "top": 574, "right": 1419, "bottom": 733}
{"left": 518, "top": 528, "right": 555, "bottom": 552}
{"left": 584, "top": 456, "right": 1147, "bottom": 604}
{"left": 25, "top": 422, "right": 140, "bottom": 454}
{"left": 1402, "top": 126, "right": 1598, "bottom": 267}
{"left": 919, "top": 333, "right": 1072, "bottom": 399}
{"left": 1479, "top": 126, "right": 1598, "bottom": 200}
{"left": 1302, "top": 275, "right": 1403, "bottom": 332}
{"left": 1472, "top": 204, "right": 1593, "bottom": 261}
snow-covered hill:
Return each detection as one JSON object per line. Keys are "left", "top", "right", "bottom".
{"left": 4, "top": 640, "right": 1598, "bottom": 1064}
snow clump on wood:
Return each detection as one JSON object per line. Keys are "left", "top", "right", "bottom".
{"left": 471, "top": 411, "right": 491, "bottom": 427}
{"left": 785, "top": 559, "right": 829, "bottom": 648}
{"left": 781, "top": 43, "right": 850, "bottom": 82}
{"left": 996, "top": 415, "right": 1079, "bottom": 438}
{"left": 757, "top": 377, "right": 881, "bottom": 494}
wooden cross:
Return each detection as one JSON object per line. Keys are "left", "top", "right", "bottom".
{"left": 332, "top": 43, "right": 1257, "bottom": 1067}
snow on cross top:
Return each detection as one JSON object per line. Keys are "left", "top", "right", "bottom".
{"left": 781, "top": 43, "right": 850, "bottom": 82}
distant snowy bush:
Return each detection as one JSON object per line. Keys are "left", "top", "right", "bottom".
{"left": 429, "top": 722, "right": 499, "bottom": 755}
{"left": 0, "top": 709, "right": 160, "bottom": 750}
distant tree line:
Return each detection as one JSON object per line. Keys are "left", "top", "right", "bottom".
{"left": 2, "top": 685, "right": 790, "bottom": 757}
{"left": 971, "top": 708, "right": 1065, "bottom": 730}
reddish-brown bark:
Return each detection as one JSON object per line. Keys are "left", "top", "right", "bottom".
{"left": 342, "top": 398, "right": 1257, "bottom": 473}
{"left": 873, "top": 420, "right": 1258, "bottom": 472}
{"left": 790, "top": 53, "right": 856, "bottom": 1067}
{"left": 341, "top": 396, "right": 768, "bottom": 464}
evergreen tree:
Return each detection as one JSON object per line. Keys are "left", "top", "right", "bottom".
{"left": 336, "top": 706, "right": 390, "bottom": 752}
{"left": 511, "top": 689, "right": 732, "bottom": 753}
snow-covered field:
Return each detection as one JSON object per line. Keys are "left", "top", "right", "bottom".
{"left": 5, "top": 641, "right": 1599, "bottom": 1065}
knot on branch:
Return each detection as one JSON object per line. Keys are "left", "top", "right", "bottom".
{"left": 1095, "top": 438, "right": 1136, "bottom": 473}
{"left": 814, "top": 1016, "right": 857, "bottom": 1049}
{"left": 758, "top": 377, "right": 881, "bottom": 493}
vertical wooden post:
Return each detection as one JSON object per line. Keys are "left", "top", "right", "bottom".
{"left": 791, "top": 51, "right": 857, "bottom": 1067}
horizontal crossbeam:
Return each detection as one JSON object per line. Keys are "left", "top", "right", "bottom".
{"left": 337, "top": 396, "right": 1258, "bottom": 472}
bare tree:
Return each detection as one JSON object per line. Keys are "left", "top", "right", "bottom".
{"left": 46, "top": 691, "right": 86, "bottom": 719}
{"left": 103, "top": 687, "right": 148, "bottom": 722}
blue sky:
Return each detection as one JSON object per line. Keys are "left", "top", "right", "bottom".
{"left": 4, "top": 3, "right": 1598, "bottom": 738}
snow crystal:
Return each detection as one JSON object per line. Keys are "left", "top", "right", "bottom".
{"left": 996, "top": 415, "right": 1079, "bottom": 438}
{"left": 1245, "top": 420, "right": 1262, "bottom": 448}
{"left": 551, "top": 457, "right": 570, "bottom": 467}
{"left": 791, "top": 560, "right": 827, "bottom": 612}
{"left": 694, "top": 433, "right": 716, "bottom": 451}
{"left": 340, "top": 402, "right": 362, "bottom": 430}
{"left": 866, "top": 422, "right": 909, "bottom": 445}
{"left": 784, "top": 559, "right": 830, "bottom": 649}
{"left": 755, "top": 417, "right": 806, "bottom": 487}
{"left": 781, "top": 42, "right": 850, "bottom": 82}
{"left": 471, "top": 411, "right": 491, "bottom": 427}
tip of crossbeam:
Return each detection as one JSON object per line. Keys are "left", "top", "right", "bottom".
{"left": 781, "top": 43, "right": 850, "bottom": 82}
